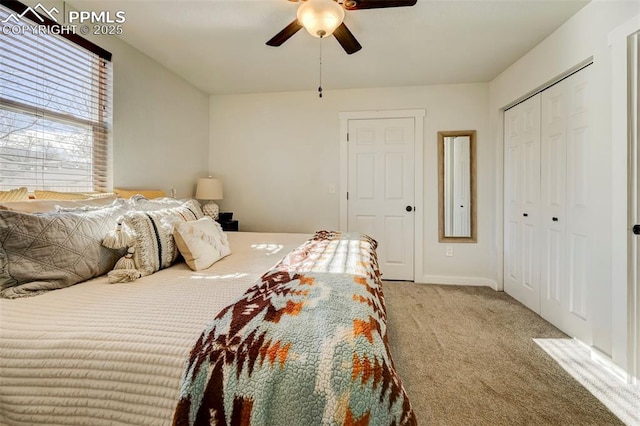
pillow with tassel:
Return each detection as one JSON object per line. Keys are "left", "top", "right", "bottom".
{"left": 107, "top": 247, "right": 142, "bottom": 284}
{"left": 102, "top": 199, "right": 204, "bottom": 282}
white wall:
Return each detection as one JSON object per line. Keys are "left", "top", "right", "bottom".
{"left": 489, "top": 0, "right": 640, "bottom": 368}
{"left": 209, "top": 83, "right": 495, "bottom": 287}
{"left": 114, "top": 55, "right": 209, "bottom": 197}
{"left": 92, "top": 35, "right": 210, "bottom": 199}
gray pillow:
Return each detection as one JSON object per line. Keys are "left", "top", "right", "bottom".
{"left": 0, "top": 205, "right": 127, "bottom": 298}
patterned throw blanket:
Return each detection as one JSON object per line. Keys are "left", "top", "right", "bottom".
{"left": 173, "top": 231, "right": 416, "bottom": 426}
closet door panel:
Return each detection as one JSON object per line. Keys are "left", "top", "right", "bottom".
{"left": 539, "top": 67, "right": 592, "bottom": 343}
{"left": 564, "top": 67, "right": 592, "bottom": 342}
{"left": 504, "top": 94, "right": 541, "bottom": 312}
{"left": 545, "top": 229, "right": 563, "bottom": 303}
{"left": 521, "top": 106, "right": 541, "bottom": 299}
{"left": 523, "top": 221, "right": 536, "bottom": 290}
{"left": 568, "top": 234, "right": 588, "bottom": 320}
{"left": 504, "top": 110, "right": 523, "bottom": 291}
{"left": 540, "top": 82, "right": 567, "bottom": 327}
{"left": 504, "top": 65, "right": 593, "bottom": 344}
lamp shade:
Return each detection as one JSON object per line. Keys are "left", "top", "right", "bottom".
{"left": 297, "top": 0, "right": 345, "bottom": 38}
{"left": 195, "top": 177, "right": 223, "bottom": 200}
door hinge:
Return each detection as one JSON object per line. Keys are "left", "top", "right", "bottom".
{"left": 346, "top": 133, "right": 349, "bottom": 142}
{"left": 346, "top": 192, "right": 349, "bottom": 200}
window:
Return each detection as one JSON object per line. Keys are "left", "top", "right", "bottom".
{"left": 0, "top": 2, "right": 112, "bottom": 192}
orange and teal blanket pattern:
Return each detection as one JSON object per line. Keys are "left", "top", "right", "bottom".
{"left": 173, "top": 231, "right": 416, "bottom": 426}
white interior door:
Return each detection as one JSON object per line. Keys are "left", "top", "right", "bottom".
{"left": 504, "top": 94, "right": 541, "bottom": 312}
{"left": 347, "top": 117, "right": 415, "bottom": 281}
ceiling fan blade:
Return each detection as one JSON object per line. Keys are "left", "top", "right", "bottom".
{"left": 342, "top": 0, "right": 417, "bottom": 10}
{"left": 266, "top": 19, "right": 303, "bottom": 47}
{"left": 333, "top": 23, "right": 362, "bottom": 55}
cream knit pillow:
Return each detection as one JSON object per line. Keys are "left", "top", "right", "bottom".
{"left": 174, "top": 217, "right": 231, "bottom": 271}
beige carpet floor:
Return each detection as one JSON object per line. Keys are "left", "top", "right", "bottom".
{"left": 382, "top": 282, "right": 624, "bottom": 425}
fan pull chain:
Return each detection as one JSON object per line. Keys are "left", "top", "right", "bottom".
{"left": 318, "top": 35, "right": 323, "bottom": 98}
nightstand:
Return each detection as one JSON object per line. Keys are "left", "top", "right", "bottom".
{"left": 218, "top": 220, "right": 238, "bottom": 232}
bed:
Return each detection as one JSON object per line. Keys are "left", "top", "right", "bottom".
{"left": 0, "top": 202, "right": 415, "bottom": 425}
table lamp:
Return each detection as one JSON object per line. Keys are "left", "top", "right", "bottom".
{"left": 195, "top": 177, "right": 223, "bottom": 219}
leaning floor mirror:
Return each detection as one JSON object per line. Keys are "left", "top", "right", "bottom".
{"left": 437, "top": 130, "right": 477, "bottom": 243}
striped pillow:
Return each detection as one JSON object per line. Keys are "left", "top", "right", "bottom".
{"left": 122, "top": 199, "right": 203, "bottom": 276}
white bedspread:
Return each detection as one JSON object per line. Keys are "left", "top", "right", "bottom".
{"left": 0, "top": 232, "right": 310, "bottom": 426}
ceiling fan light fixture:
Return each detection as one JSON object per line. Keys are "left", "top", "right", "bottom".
{"left": 296, "top": 0, "right": 345, "bottom": 38}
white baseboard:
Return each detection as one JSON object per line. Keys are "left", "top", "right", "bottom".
{"left": 589, "top": 344, "right": 632, "bottom": 384}
{"left": 419, "top": 275, "right": 498, "bottom": 290}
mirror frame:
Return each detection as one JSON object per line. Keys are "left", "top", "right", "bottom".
{"left": 437, "top": 130, "right": 477, "bottom": 243}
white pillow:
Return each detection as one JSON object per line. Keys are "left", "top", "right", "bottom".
{"left": 174, "top": 217, "right": 231, "bottom": 271}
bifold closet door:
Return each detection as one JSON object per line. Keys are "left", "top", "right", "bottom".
{"left": 504, "top": 66, "right": 593, "bottom": 344}
{"left": 504, "top": 94, "right": 541, "bottom": 312}
{"left": 540, "top": 67, "right": 592, "bottom": 344}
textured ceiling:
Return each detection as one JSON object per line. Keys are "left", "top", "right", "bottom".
{"left": 67, "top": 0, "right": 590, "bottom": 95}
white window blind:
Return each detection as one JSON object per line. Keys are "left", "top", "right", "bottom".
{"left": 0, "top": 4, "right": 113, "bottom": 192}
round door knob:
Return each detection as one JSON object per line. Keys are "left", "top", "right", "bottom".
{"left": 406, "top": 206, "right": 413, "bottom": 212}
{"left": 523, "top": 213, "right": 529, "bottom": 217}
{"left": 552, "top": 217, "right": 559, "bottom": 222}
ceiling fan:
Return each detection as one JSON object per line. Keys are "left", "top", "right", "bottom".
{"left": 266, "top": 0, "right": 418, "bottom": 55}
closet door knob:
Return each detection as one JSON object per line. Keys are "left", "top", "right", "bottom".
{"left": 552, "top": 217, "right": 559, "bottom": 222}
{"left": 633, "top": 224, "right": 640, "bottom": 235}
{"left": 523, "top": 213, "right": 528, "bottom": 217}
{"left": 406, "top": 206, "right": 413, "bottom": 212}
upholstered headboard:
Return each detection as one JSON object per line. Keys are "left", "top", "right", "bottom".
{"left": 113, "top": 188, "right": 166, "bottom": 199}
